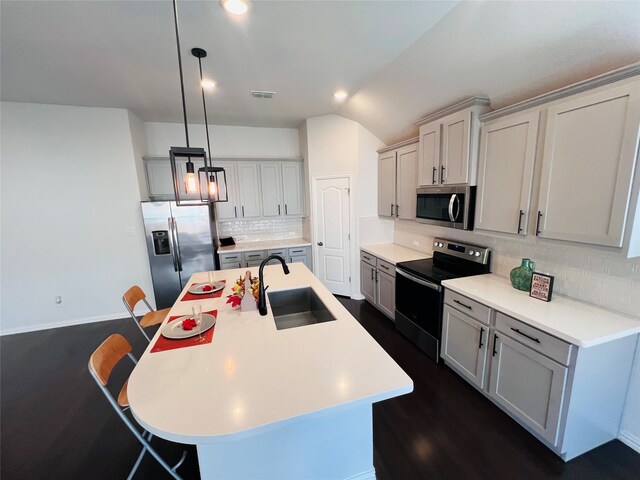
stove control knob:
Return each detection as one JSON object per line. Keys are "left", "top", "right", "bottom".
{"left": 468, "top": 250, "right": 475, "bottom": 255}
{"left": 475, "top": 251, "right": 481, "bottom": 257}
{"left": 434, "top": 242, "right": 438, "bottom": 247}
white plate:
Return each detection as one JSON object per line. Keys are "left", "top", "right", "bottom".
{"left": 161, "top": 314, "right": 216, "bottom": 340}
{"left": 188, "top": 281, "right": 225, "bottom": 295}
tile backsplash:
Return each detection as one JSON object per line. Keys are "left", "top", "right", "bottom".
{"left": 218, "top": 217, "right": 305, "bottom": 243}
{"left": 395, "top": 220, "right": 640, "bottom": 318}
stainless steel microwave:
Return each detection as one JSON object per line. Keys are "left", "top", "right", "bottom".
{"left": 416, "top": 185, "right": 476, "bottom": 230}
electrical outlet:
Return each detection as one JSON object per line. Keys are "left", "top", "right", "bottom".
{"left": 55, "top": 295, "right": 64, "bottom": 306}
{"left": 125, "top": 226, "right": 136, "bottom": 236}
{"left": 412, "top": 240, "right": 420, "bottom": 247}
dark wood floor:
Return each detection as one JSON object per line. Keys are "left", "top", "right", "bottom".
{"left": 1, "top": 298, "right": 638, "bottom": 479}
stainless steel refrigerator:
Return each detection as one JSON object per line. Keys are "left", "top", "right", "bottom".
{"left": 141, "top": 201, "right": 217, "bottom": 309}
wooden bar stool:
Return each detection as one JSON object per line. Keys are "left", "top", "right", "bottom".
{"left": 122, "top": 286, "right": 170, "bottom": 342}
{"left": 88, "top": 334, "right": 187, "bottom": 480}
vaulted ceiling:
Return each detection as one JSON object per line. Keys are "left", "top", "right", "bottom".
{"left": 2, "top": 1, "right": 639, "bottom": 145}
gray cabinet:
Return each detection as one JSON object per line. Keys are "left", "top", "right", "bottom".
{"left": 377, "top": 140, "right": 418, "bottom": 219}
{"left": 237, "top": 163, "right": 262, "bottom": 218}
{"left": 360, "top": 250, "right": 396, "bottom": 320}
{"left": 215, "top": 161, "right": 240, "bottom": 220}
{"left": 281, "top": 162, "right": 304, "bottom": 217}
{"left": 377, "top": 151, "right": 397, "bottom": 217}
{"left": 441, "top": 304, "right": 489, "bottom": 389}
{"left": 376, "top": 270, "right": 395, "bottom": 318}
{"left": 417, "top": 99, "right": 490, "bottom": 186}
{"left": 145, "top": 158, "right": 175, "bottom": 199}
{"left": 536, "top": 81, "right": 640, "bottom": 247}
{"left": 475, "top": 111, "right": 539, "bottom": 235}
{"left": 488, "top": 333, "right": 567, "bottom": 446}
{"left": 220, "top": 246, "right": 312, "bottom": 272}
{"left": 259, "top": 163, "right": 283, "bottom": 217}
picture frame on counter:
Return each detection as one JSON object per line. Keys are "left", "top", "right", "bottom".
{"left": 530, "top": 272, "right": 554, "bottom": 302}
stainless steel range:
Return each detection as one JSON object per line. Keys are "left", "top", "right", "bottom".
{"left": 395, "top": 238, "right": 491, "bottom": 362}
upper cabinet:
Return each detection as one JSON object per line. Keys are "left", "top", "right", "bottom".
{"left": 377, "top": 139, "right": 418, "bottom": 220}
{"left": 475, "top": 111, "right": 540, "bottom": 235}
{"left": 144, "top": 158, "right": 305, "bottom": 221}
{"left": 536, "top": 81, "right": 640, "bottom": 247}
{"left": 417, "top": 97, "right": 491, "bottom": 187}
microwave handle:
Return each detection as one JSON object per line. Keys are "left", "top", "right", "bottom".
{"left": 448, "top": 194, "right": 458, "bottom": 222}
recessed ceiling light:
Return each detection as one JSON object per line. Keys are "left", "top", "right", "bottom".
{"left": 334, "top": 90, "right": 348, "bottom": 102}
{"left": 221, "top": 0, "right": 248, "bottom": 15}
{"left": 201, "top": 79, "right": 217, "bottom": 90}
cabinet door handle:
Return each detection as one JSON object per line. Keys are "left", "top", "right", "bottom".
{"left": 510, "top": 327, "right": 541, "bottom": 344}
{"left": 390, "top": 203, "right": 394, "bottom": 216}
{"left": 536, "top": 211, "right": 543, "bottom": 236}
{"left": 432, "top": 166, "right": 437, "bottom": 185}
{"left": 278, "top": 204, "right": 281, "bottom": 215}
{"left": 492, "top": 333, "right": 499, "bottom": 357}
{"left": 234, "top": 206, "right": 237, "bottom": 218}
{"left": 517, "top": 210, "right": 524, "bottom": 233}
{"left": 478, "top": 327, "right": 485, "bottom": 349}
{"left": 380, "top": 264, "right": 389, "bottom": 270}
{"left": 285, "top": 204, "right": 288, "bottom": 215}
{"left": 396, "top": 204, "right": 399, "bottom": 217}
{"left": 375, "top": 270, "right": 379, "bottom": 282}
{"left": 242, "top": 206, "right": 245, "bottom": 217}
{"left": 371, "top": 268, "right": 374, "bottom": 281}
{"left": 453, "top": 299, "right": 472, "bottom": 310}
{"left": 441, "top": 165, "right": 445, "bottom": 184}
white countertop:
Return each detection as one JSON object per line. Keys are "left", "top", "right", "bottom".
{"left": 128, "top": 263, "right": 413, "bottom": 444}
{"left": 218, "top": 238, "right": 311, "bottom": 254}
{"left": 360, "top": 243, "right": 429, "bottom": 264}
{"left": 442, "top": 274, "right": 640, "bottom": 348}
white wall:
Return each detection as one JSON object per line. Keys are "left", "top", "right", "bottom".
{"left": 0, "top": 102, "right": 153, "bottom": 334}
{"left": 302, "top": 114, "right": 390, "bottom": 298}
{"left": 145, "top": 122, "right": 300, "bottom": 158}
{"left": 128, "top": 111, "right": 149, "bottom": 201}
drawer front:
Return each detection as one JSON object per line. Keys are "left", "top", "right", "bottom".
{"left": 267, "top": 249, "right": 287, "bottom": 256}
{"left": 360, "top": 251, "right": 376, "bottom": 267}
{"left": 220, "top": 261, "right": 242, "bottom": 270}
{"left": 444, "top": 290, "right": 491, "bottom": 325}
{"left": 288, "top": 246, "right": 310, "bottom": 257}
{"left": 219, "top": 252, "right": 243, "bottom": 262}
{"left": 244, "top": 250, "right": 267, "bottom": 261}
{"left": 246, "top": 260, "right": 263, "bottom": 268}
{"left": 495, "top": 312, "right": 572, "bottom": 366}
{"left": 376, "top": 259, "right": 395, "bottom": 277}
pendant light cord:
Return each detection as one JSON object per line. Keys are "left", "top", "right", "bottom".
{"left": 172, "top": 0, "right": 190, "bottom": 148}
{"left": 197, "top": 56, "right": 213, "bottom": 166}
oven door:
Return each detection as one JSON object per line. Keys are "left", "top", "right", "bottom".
{"left": 395, "top": 267, "right": 443, "bottom": 361}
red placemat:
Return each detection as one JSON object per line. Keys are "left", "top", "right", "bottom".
{"left": 180, "top": 280, "right": 226, "bottom": 302}
{"left": 150, "top": 310, "right": 217, "bottom": 353}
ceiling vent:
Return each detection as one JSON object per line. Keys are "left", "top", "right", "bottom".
{"left": 251, "top": 90, "right": 276, "bottom": 99}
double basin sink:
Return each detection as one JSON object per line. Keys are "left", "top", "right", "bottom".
{"left": 267, "top": 287, "right": 336, "bottom": 330}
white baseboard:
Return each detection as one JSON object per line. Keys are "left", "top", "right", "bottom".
{"left": 0, "top": 310, "right": 140, "bottom": 336}
{"left": 618, "top": 430, "right": 640, "bottom": 453}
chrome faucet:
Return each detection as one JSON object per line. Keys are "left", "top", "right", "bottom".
{"left": 258, "top": 255, "right": 290, "bottom": 316}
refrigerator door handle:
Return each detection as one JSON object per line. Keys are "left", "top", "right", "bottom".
{"left": 171, "top": 217, "right": 183, "bottom": 272}
{"left": 167, "top": 217, "right": 179, "bottom": 272}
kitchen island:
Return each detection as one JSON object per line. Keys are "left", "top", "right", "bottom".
{"left": 128, "top": 263, "right": 413, "bottom": 480}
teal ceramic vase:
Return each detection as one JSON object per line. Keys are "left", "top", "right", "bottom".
{"left": 510, "top": 258, "right": 535, "bottom": 291}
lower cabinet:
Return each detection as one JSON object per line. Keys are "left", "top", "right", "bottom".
{"left": 219, "top": 246, "right": 312, "bottom": 271}
{"left": 488, "top": 333, "right": 567, "bottom": 446}
{"left": 441, "top": 287, "right": 636, "bottom": 461}
{"left": 441, "top": 305, "right": 489, "bottom": 389}
{"left": 360, "top": 251, "right": 396, "bottom": 320}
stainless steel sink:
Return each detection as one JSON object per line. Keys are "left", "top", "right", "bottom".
{"left": 268, "top": 287, "right": 336, "bottom": 330}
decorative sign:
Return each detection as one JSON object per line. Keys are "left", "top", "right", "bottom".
{"left": 530, "top": 272, "right": 554, "bottom": 302}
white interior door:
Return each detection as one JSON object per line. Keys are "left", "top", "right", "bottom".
{"left": 314, "top": 177, "right": 351, "bottom": 296}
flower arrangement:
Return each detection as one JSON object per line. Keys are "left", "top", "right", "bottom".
{"left": 226, "top": 272, "right": 260, "bottom": 308}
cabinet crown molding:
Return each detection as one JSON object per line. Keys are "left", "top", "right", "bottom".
{"left": 415, "top": 96, "right": 491, "bottom": 127}
{"left": 377, "top": 137, "right": 418, "bottom": 154}
{"left": 479, "top": 62, "right": 640, "bottom": 122}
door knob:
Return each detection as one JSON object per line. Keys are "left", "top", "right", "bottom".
{"left": 317, "top": 242, "right": 324, "bottom": 246}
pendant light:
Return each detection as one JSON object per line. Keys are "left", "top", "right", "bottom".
{"left": 192, "top": 47, "right": 228, "bottom": 204}
{"left": 169, "top": 0, "right": 220, "bottom": 206}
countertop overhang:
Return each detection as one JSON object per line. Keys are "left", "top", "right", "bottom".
{"left": 218, "top": 238, "right": 311, "bottom": 254}
{"left": 360, "top": 243, "right": 430, "bottom": 264}
{"left": 128, "top": 263, "right": 413, "bottom": 445}
{"left": 442, "top": 274, "right": 640, "bottom": 348}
